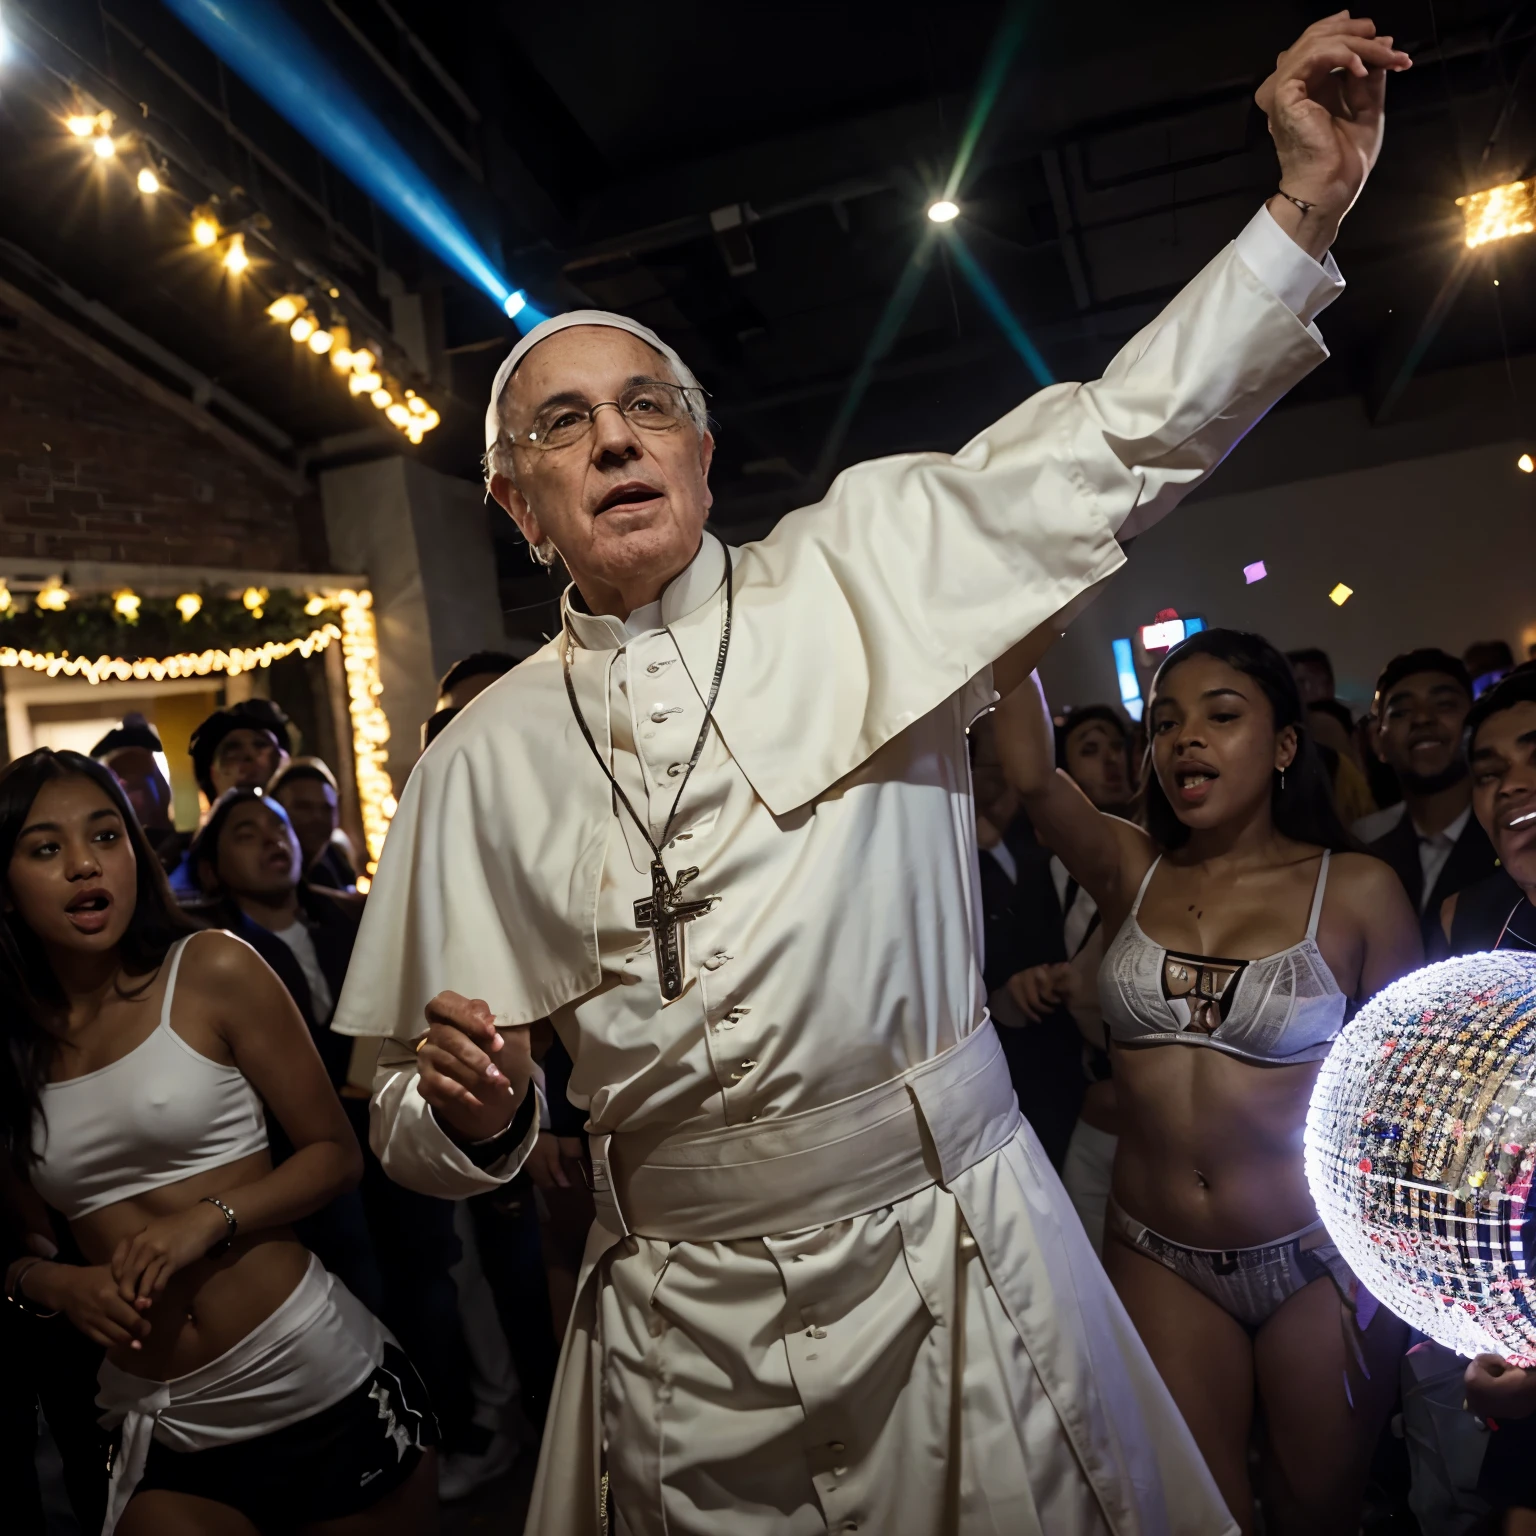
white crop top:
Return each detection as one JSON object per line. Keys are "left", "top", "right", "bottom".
{"left": 31, "top": 935, "right": 269, "bottom": 1221}
{"left": 1098, "top": 851, "right": 1348, "bottom": 1067}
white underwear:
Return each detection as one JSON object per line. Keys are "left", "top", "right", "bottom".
{"left": 95, "top": 1254, "right": 384, "bottom": 1534}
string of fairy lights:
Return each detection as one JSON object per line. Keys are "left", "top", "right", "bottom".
{"left": 61, "top": 105, "right": 441, "bottom": 446}
{"left": 1, "top": 573, "right": 395, "bottom": 884}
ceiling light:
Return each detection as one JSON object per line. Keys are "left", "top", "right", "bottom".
{"left": 1457, "top": 181, "right": 1535, "bottom": 248}
{"left": 66, "top": 115, "right": 97, "bottom": 137}
{"left": 191, "top": 207, "right": 220, "bottom": 247}
{"left": 92, "top": 133, "right": 115, "bottom": 159}
{"left": 136, "top": 167, "right": 160, "bottom": 195}
{"left": 266, "top": 294, "right": 303, "bottom": 324}
{"left": 222, "top": 233, "right": 249, "bottom": 274}
{"left": 927, "top": 199, "right": 960, "bottom": 223}
{"left": 290, "top": 312, "right": 316, "bottom": 344}
{"left": 308, "top": 327, "right": 334, "bottom": 355}
{"left": 370, "top": 388, "right": 391, "bottom": 409}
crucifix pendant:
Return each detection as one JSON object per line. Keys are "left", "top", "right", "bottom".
{"left": 633, "top": 859, "right": 715, "bottom": 1000}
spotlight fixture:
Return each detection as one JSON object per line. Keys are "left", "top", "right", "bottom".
{"left": 290, "top": 312, "right": 317, "bottom": 344}
{"left": 191, "top": 205, "right": 220, "bottom": 247}
{"left": 927, "top": 199, "right": 960, "bottom": 223}
{"left": 136, "top": 167, "right": 160, "bottom": 195}
{"left": 266, "top": 294, "right": 303, "bottom": 324}
{"left": 222, "top": 233, "right": 249, "bottom": 274}
{"left": 504, "top": 291, "right": 527, "bottom": 319}
{"left": 1457, "top": 181, "right": 1535, "bottom": 248}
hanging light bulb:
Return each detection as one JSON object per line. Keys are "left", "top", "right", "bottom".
{"left": 408, "top": 395, "right": 428, "bottom": 416}
{"left": 419, "top": 408, "right": 440, "bottom": 432}
{"left": 265, "top": 294, "right": 302, "bottom": 324}
{"left": 191, "top": 205, "right": 220, "bottom": 248}
{"left": 35, "top": 577, "right": 70, "bottom": 613}
{"left": 303, "top": 595, "right": 330, "bottom": 617}
{"left": 328, "top": 324, "right": 352, "bottom": 369}
{"left": 242, "top": 586, "right": 269, "bottom": 618}
{"left": 113, "top": 589, "right": 142, "bottom": 621}
{"left": 385, "top": 402, "right": 411, "bottom": 427}
{"left": 308, "top": 326, "right": 334, "bottom": 355}
{"left": 175, "top": 592, "right": 203, "bottom": 622}
{"left": 66, "top": 114, "right": 97, "bottom": 137}
{"left": 222, "top": 233, "right": 249, "bottom": 274}
{"left": 0, "top": 581, "right": 13, "bottom": 614}
{"left": 136, "top": 167, "right": 160, "bottom": 195}
{"left": 347, "top": 373, "right": 370, "bottom": 395}
{"left": 290, "top": 312, "right": 317, "bottom": 344}
{"left": 370, "top": 388, "right": 392, "bottom": 409}
{"left": 405, "top": 423, "right": 425, "bottom": 445}
{"left": 350, "top": 348, "right": 376, "bottom": 375}
{"left": 92, "top": 133, "right": 116, "bottom": 159}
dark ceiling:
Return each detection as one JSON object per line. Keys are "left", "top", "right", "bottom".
{"left": 3, "top": 1, "right": 1534, "bottom": 639}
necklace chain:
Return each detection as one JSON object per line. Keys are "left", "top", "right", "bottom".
{"left": 561, "top": 557, "right": 733, "bottom": 866}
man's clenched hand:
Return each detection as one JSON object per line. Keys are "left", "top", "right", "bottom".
{"left": 416, "top": 991, "right": 536, "bottom": 1144}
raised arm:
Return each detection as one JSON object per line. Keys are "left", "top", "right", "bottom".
{"left": 992, "top": 671, "right": 1150, "bottom": 921}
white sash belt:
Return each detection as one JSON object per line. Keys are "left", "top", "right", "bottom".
{"left": 95, "top": 1255, "right": 383, "bottom": 1534}
{"left": 589, "top": 1018, "right": 1021, "bottom": 1242}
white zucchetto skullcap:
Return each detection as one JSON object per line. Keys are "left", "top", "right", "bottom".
{"left": 483, "top": 309, "right": 695, "bottom": 451}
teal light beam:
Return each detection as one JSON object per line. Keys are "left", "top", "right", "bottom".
{"left": 947, "top": 232, "right": 1053, "bottom": 387}
{"left": 943, "top": 2, "right": 1030, "bottom": 201}
{"left": 813, "top": 234, "right": 938, "bottom": 485}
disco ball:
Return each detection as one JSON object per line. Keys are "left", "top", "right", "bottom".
{"left": 1305, "top": 952, "right": 1536, "bottom": 1365}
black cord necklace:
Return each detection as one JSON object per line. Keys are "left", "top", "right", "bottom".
{"left": 561, "top": 556, "right": 732, "bottom": 999}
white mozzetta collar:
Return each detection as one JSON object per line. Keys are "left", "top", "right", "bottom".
{"left": 563, "top": 532, "right": 728, "bottom": 652}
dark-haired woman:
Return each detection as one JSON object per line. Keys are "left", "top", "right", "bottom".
{"left": 0, "top": 750, "right": 437, "bottom": 1535}
{"left": 995, "top": 631, "right": 1421, "bottom": 1536}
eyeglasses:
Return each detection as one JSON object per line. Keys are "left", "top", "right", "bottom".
{"left": 506, "top": 378, "right": 705, "bottom": 452}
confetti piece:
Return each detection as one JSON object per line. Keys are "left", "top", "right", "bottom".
{"left": 1243, "top": 560, "right": 1267, "bottom": 584}
{"left": 1329, "top": 583, "right": 1354, "bottom": 606}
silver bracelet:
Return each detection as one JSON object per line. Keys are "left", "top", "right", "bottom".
{"left": 6, "top": 1257, "right": 59, "bottom": 1319}
{"left": 201, "top": 1196, "right": 238, "bottom": 1255}
{"left": 1275, "top": 188, "right": 1318, "bottom": 215}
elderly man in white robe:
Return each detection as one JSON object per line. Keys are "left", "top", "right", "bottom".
{"left": 332, "top": 17, "right": 1409, "bottom": 1535}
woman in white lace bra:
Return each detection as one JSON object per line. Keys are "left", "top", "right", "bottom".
{"left": 995, "top": 629, "right": 1421, "bottom": 1536}
{"left": 0, "top": 750, "right": 438, "bottom": 1534}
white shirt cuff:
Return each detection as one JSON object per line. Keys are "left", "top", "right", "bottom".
{"left": 1233, "top": 205, "right": 1344, "bottom": 328}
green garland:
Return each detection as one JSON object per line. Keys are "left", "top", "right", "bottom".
{"left": 0, "top": 590, "right": 328, "bottom": 660}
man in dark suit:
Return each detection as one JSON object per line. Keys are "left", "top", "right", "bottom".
{"left": 1357, "top": 649, "right": 1499, "bottom": 953}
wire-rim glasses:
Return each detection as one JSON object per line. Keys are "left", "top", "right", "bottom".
{"left": 507, "top": 378, "right": 706, "bottom": 452}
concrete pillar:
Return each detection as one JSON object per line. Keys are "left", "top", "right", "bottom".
{"left": 319, "top": 457, "right": 507, "bottom": 795}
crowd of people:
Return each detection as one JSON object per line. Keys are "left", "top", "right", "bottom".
{"left": 6, "top": 623, "right": 1534, "bottom": 1535}
{"left": 972, "top": 633, "right": 1536, "bottom": 1535}
{"left": 1, "top": 650, "right": 597, "bottom": 1535}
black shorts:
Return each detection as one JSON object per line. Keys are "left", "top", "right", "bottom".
{"left": 130, "top": 1344, "right": 438, "bottom": 1529}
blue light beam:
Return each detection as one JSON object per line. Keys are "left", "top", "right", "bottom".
{"left": 160, "top": 0, "right": 535, "bottom": 327}
{"left": 946, "top": 234, "right": 1053, "bottom": 388}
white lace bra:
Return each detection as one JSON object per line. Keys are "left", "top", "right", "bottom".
{"left": 1098, "top": 851, "right": 1347, "bottom": 1066}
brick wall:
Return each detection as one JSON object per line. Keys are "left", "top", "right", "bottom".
{"left": 0, "top": 303, "right": 328, "bottom": 571}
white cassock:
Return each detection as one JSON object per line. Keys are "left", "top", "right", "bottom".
{"left": 332, "top": 207, "right": 1342, "bottom": 1536}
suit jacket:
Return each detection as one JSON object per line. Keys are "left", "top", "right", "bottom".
{"left": 1368, "top": 806, "right": 1500, "bottom": 954}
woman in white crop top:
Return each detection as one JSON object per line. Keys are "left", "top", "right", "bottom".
{"left": 0, "top": 750, "right": 439, "bottom": 1534}
{"left": 995, "top": 630, "right": 1421, "bottom": 1536}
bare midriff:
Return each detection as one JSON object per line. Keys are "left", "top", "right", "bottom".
{"left": 1109, "top": 1041, "right": 1321, "bottom": 1249}
{"left": 69, "top": 1147, "right": 311, "bottom": 1381}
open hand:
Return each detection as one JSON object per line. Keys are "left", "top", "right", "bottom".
{"left": 416, "top": 990, "right": 535, "bottom": 1143}
{"left": 1464, "top": 1353, "right": 1536, "bottom": 1421}
{"left": 1256, "top": 13, "right": 1410, "bottom": 246}
{"left": 111, "top": 1201, "right": 230, "bottom": 1303}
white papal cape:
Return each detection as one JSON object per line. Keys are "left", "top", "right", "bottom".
{"left": 333, "top": 209, "right": 1342, "bottom": 1536}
